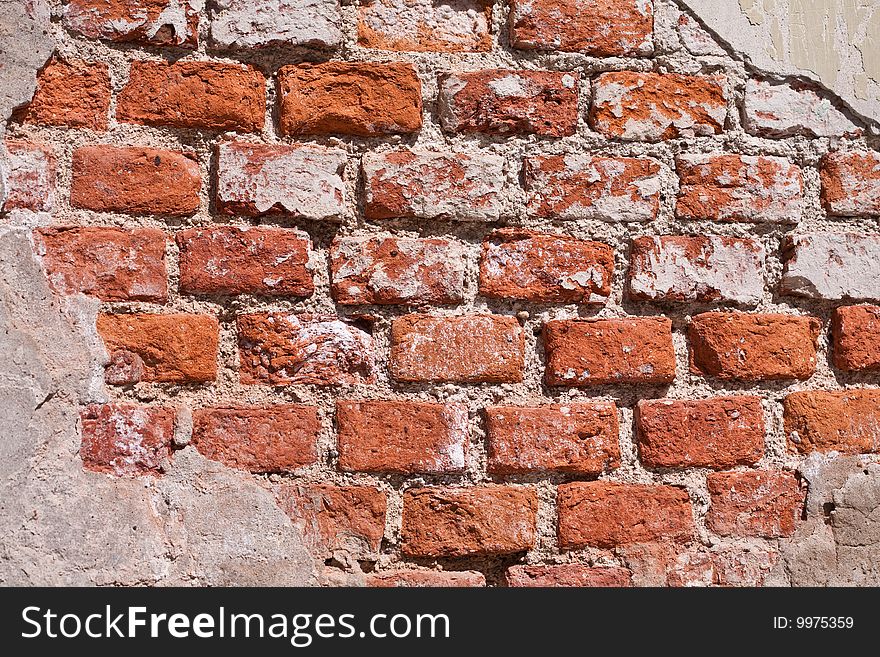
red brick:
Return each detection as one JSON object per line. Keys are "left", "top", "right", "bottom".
{"left": 336, "top": 400, "right": 468, "bottom": 474}
{"left": 192, "top": 405, "right": 320, "bottom": 473}
{"left": 506, "top": 565, "right": 633, "bottom": 587}
{"left": 97, "top": 313, "right": 219, "bottom": 384}
{"left": 543, "top": 317, "right": 676, "bottom": 387}
{"left": 64, "top": 0, "right": 200, "bottom": 48}
{"left": 278, "top": 485, "right": 386, "bottom": 557}
{"left": 523, "top": 154, "right": 663, "bottom": 222}
{"left": 358, "top": 0, "right": 491, "bottom": 52}
{"left": 19, "top": 58, "right": 110, "bottom": 130}
{"left": 330, "top": 236, "right": 465, "bottom": 306}
{"left": 706, "top": 471, "right": 804, "bottom": 538}
{"left": 635, "top": 397, "right": 765, "bottom": 469}
{"left": 479, "top": 230, "right": 614, "bottom": 304}
{"left": 677, "top": 154, "right": 804, "bottom": 223}
{"left": 401, "top": 486, "right": 537, "bottom": 557}
{"left": 781, "top": 233, "right": 880, "bottom": 301}
{"left": 558, "top": 482, "right": 694, "bottom": 549}
{"left": 177, "top": 226, "right": 313, "bottom": 297}
{"left": 80, "top": 403, "right": 174, "bottom": 476}
{"left": 510, "top": 0, "right": 653, "bottom": 56}
{"left": 117, "top": 61, "right": 265, "bottom": 132}
{"left": 438, "top": 69, "right": 579, "bottom": 137}
{"left": 486, "top": 403, "right": 619, "bottom": 475}
{"left": 362, "top": 149, "right": 505, "bottom": 221}
{"left": 744, "top": 79, "right": 859, "bottom": 139}
{"left": 210, "top": 0, "right": 342, "bottom": 49}
{"left": 215, "top": 141, "right": 347, "bottom": 219}
{"left": 821, "top": 151, "right": 880, "bottom": 217}
{"left": 367, "top": 571, "right": 486, "bottom": 587}
{"left": 2, "top": 140, "right": 55, "bottom": 211}
{"left": 628, "top": 235, "right": 766, "bottom": 305}
{"left": 35, "top": 227, "right": 168, "bottom": 302}
{"left": 590, "top": 72, "right": 726, "bottom": 141}
{"left": 70, "top": 146, "right": 201, "bottom": 216}
{"left": 237, "top": 313, "right": 375, "bottom": 386}
{"left": 689, "top": 312, "right": 819, "bottom": 381}
{"left": 389, "top": 314, "right": 524, "bottom": 384}
{"left": 833, "top": 306, "right": 880, "bottom": 371}
{"left": 783, "top": 389, "right": 880, "bottom": 455}
{"left": 278, "top": 62, "right": 422, "bottom": 137}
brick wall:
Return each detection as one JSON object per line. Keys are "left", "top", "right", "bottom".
{"left": 3, "top": 0, "right": 879, "bottom": 587}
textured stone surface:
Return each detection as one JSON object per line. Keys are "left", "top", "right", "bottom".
{"left": 2, "top": 140, "right": 54, "bottom": 211}
{"left": 832, "top": 306, "right": 880, "bottom": 371}
{"left": 65, "top": 0, "right": 200, "bottom": 48}
{"left": 506, "top": 564, "right": 633, "bottom": 587}
{"left": 784, "top": 390, "right": 880, "bottom": 455}
{"left": 80, "top": 403, "right": 175, "bottom": 476}
{"left": 707, "top": 471, "right": 805, "bottom": 539}
{"left": 782, "top": 233, "right": 880, "bottom": 301}
{"left": 358, "top": 0, "right": 492, "bottom": 52}
{"left": 19, "top": 58, "right": 110, "bottom": 130}
{"left": 211, "top": 0, "right": 342, "bottom": 49}
{"left": 676, "top": 13, "right": 725, "bottom": 56}
{"left": 820, "top": 151, "right": 880, "bottom": 217}
{"left": 367, "top": 570, "right": 486, "bottom": 587}
{"left": 744, "top": 79, "right": 859, "bottom": 138}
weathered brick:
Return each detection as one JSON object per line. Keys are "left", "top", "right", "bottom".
{"left": 821, "top": 151, "right": 880, "bottom": 217}
{"left": 336, "top": 400, "right": 468, "bottom": 474}
{"left": 543, "top": 317, "right": 676, "bottom": 387}
{"left": 192, "top": 405, "right": 320, "bottom": 473}
{"left": 358, "top": 0, "right": 491, "bottom": 52}
{"left": 117, "top": 61, "right": 266, "bottom": 132}
{"left": 676, "top": 154, "right": 804, "bottom": 223}
{"left": 238, "top": 313, "right": 375, "bottom": 386}
{"left": 97, "top": 313, "right": 219, "bottom": 384}
{"left": 635, "top": 396, "right": 765, "bottom": 469}
{"left": 278, "top": 484, "right": 386, "bottom": 557}
{"left": 330, "top": 236, "right": 465, "bottom": 306}
{"left": 833, "top": 306, "right": 880, "bottom": 371}
{"left": 523, "top": 154, "right": 663, "bottom": 222}
{"left": 19, "top": 58, "right": 110, "bottom": 130}
{"left": 510, "top": 0, "right": 653, "bottom": 56}
{"left": 558, "top": 482, "right": 694, "bottom": 549}
{"left": 367, "top": 570, "right": 486, "bottom": 587}
{"left": 64, "top": 0, "right": 200, "bottom": 48}
{"left": 707, "top": 471, "right": 804, "bottom": 538}
{"left": 784, "top": 389, "right": 880, "bottom": 455}
{"left": 401, "top": 486, "right": 537, "bottom": 557}
{"left": 782, "top": 233, "right": 880, "bottom": 301}
{"left": 689, "top": 312, "right": 820, "bottom": 381}
{"left": 362, "top": 149, "right": 504, "bottom": 221}
{"left": 278, "top": 62, "right": 422, "bottom": 137}
{"left": 389, "top": 314, "right": 524, "bottom": 384}
{"left": 35, "top": 227, "right": 167, "bottom": 302}
{"left": 744, "top": 79, "right": 859, "bottom": 138}
{"left": 506, "top": 565, "right": 633, "bottom": 587}
{"left": 677, "top": 13, "right": 725, "bottom": 56}
{"left": 590, "top": 72, "right": 726, "bottom": 141}
{"left": 210, "top": 0, "right": 342, "bottom": 49}
{"left": 177, "top": 226, "right": 313, "bottom": 297}
{"left": 80, "top": 403, "right": 174, "bottom": 476}
{"left": 70, "top": 146, "right": 201, "bottom": 216}
{"left": 479, "top": 230, "right": 614, "bottom": 304}
{"left": 2, "top": 140, "right": 54, "bottom": 212}
{"left": 628, "top": 235, "right": 765, "bottom": 305}
{"left": 438, "top": 69, "right": 579, "bottom": 137}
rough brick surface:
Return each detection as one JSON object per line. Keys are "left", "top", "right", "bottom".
{"left": 330, "top": 236, "right": 465, "bottom": 306}
{"left": 486, "top": 403, "right": 620, "bottom": 475}
{"left": 590, "top": 72, "right": 726, "bottom": 141}
{"left": 689, "top": 313, "right": 819, "bottom": 381}
{"left": 479, "top": 230, "right": 614, "bottom": 304}
{"left": 510, "top": 0, "right": 653, "bottom": 56}
{"left": 237, "top": 313, "right": 375, "bottom": 386}
{"left": 64, "top": 0, "right": 200, "bottom": 48}
{"left": 20, "top": 58, "right": 110, "bottom": 130}
{"left": 676, "top": 13, "right": 725, "bottom": 56}
{"left": 558, "top": 482, "right": 694, "bottom": 549}
{"left": 80, "top": 403, "right": 175, "bottom": 476}
{"left": 215, "top": 142, "right": 347, "bottom": 219}
{"left": 784, "top": 390, "right": 880, "bottom": 455}
{"left": 438, "top": 69, "right": 579, "bottom": 137}
{"left": 782, "top": 233, "right": 880, "bottom": 301}
{"left": 676, "top": 154, "right": 804, "bottom": 223}
{"left": 278, "top": 62, "right": 422, "bottom": 137}
{"left": 832, "top": 306, "right": 880, "bottom": 371}
{"left": 362, "top": 149, "right": 505, "bottom": 221}
{"left": 70, "top": 146, "right": 201, "bottom": 216}
{"left": 336, "top": 400, "right": 468, "bottom": 474}
{"left": 177, "top": 226, "right": 313, "bottom": 297}
{"left": 192, "top": 405, "right": 320, "bottom": 473}
{"left": 117, "top": 61, "right": 266, "bottom": 132}
{"left": 543, "top": 318, "right": 676, "bottom": 386}
{"left": 401, "top": 486, "right": 537, "bottom": 557}
{"left": 506, "top": 565, "right": 633, "bottom": 587}
{"left": 211, "top": 0, "right": 342, "bottom": 49}
{"left": 36, "top": 227, "right": 167, "bottom": 302}
{"left": 821, "top": 151, "right": 880, "bottom": 217}
{"left": 636, "top": 397, "right": 765, "bottom": 469}
{"left": 367, "top": 570, "right": 486, "bottom": 587}
{"left": 628, "top": 236, "right": 765, "bottom": 305}
{"left": 97, "top": 313, "right": 219, "bottom": 384}
{"left": 744, "top": 80, "right": 858, "bottom": 138}
{"left": 707, "top": 471, "right": 804, "bottom": 538}
{"left": 358, "top": 0, "right": 492, "bottom": 52}
{"left": 2, "top": 140, "right": 54, "bottom": 211}
{"left": 390, "top": 314, "right": 524, "bottom": 383}
{"left": 523, "top": 154, "right": 663, "bottom": 222}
